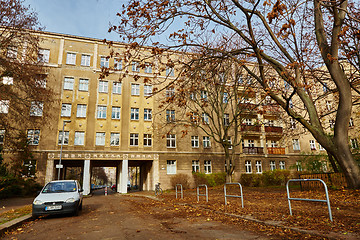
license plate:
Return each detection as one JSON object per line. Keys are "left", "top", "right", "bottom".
{"left": 45, "top": 205, "right": 62, "bottom": 211}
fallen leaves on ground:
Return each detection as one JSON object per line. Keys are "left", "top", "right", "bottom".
{"left": 0, "top": 205, "right": 31, "bottom": 225}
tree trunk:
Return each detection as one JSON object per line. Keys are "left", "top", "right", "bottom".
{"left": 327, "top": 151, "right": 339, "bottom": 173}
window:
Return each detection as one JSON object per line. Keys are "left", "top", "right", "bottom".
{"left": 292, "top": 139, "right": 300, "bottom": 151}
{"left": 35, "top": 75, "right": 46, "bottom": 88}
{"left": 191, "top": 136, "right": 199, "bottom": 148}
{"left": 144, "top": 85, "right": 152, "bottom": 96}
{"left": 0, "top": 130, "right": 5, "bottom": 144}
{"left": 81, "top": 54, "right": 91, "bottom": 66}
{"left": 113, "top": 82, "right": 122, "bottom": 94}
{"left": 27, "top": 129, "right": 40, "bottom": 145}
{"left": 284, "top": 80, "right": 290, "bottom": 90}
{"left": 166, "top": 87, "right": 175, "bottom": 98}
{"left": 289, "top": 99, "right": 293, "bottom": 108}
{"left": 192, "top": 160, "right": 200, "bottom": 172}
{"left": 38, "top": 49, "right": 50, "bottom": 63}
{"left": 270, "top": 160, "right": 276, "bottom": 170}
{"left": 79, "top": 79, "right": 89, "bottom": 91}
{"left": 131, "top": 83, "right": 140, "bottom": 96}
{"left": 166, "top": 67, "right": 174, "bottom": 77}
{"left": 130, "top": 133, "right": 139, "bottom": 146}
{"left": 200, "top": 90, "right": 207, "bottom": 100}
{"left": 203, "top": 136, "right": 211, "bottom": 148}
{"left": 98, "top": 81, "right": 108, "bottom": 93}
{"left": 247, "top": 139, "right": 255, "bottom": 147}
{"left": 23, "top": 159, "right": 36, "bottom": 177}
{"left": 74, "top": 132, "right": 85, "bottom": 145}
{"left": 97, "top": 106, "right": 107, "bottom": 119}
{"left": 190, "top": 112, "right": 199, "bottom": 124}
{"left": 245, "top": 118, "right": 252, "bottom": 125}
{"left": 326, "top": 101, "right": 332, "bottom": 111}
{"left": 270, "top": 140, "right": 277, "bottom": 147}
{"left": 132, "top": 61, "right": 139, "bottom": 72}
{"left": 66, "top": 52, "right": 76, "bottom": 65}
{"left": 114, "top": 59, "right": 122, "bottom": 70}
{"left": 167, "top": 134, "right": 176, "bottom": 148}
{"left": 202, "top": 113, "right": 209, "bottom": 124}
{"left": 351, "top": 139, "right": 358, "bottom": 149}
{"left": 0, "top": 100, "right": 9, "bottom": 114}
{"left": 329, "top": 119, "right": 335, "bottom": 128}
{"left": 296, "top": 161, "right": 303, "bottom": 171}
{"left": 144, "top": 63, "right": 152, "bottom": 73}
{"left": 267, "top": 120, "right": 274, "bottom": 127}
{"left": 110, "top": 133, "right": 120, "bottom": 146}
{"left": 112, "top": 107, "right": 121, "bottom": 120}
{"left": 167, "top": 160, "right": 176, "bottom": 174}
{"left": 309, "top": 140, "right": 316, "bottom": 150}
{"left": 279, "top": 161, "right": 285, "bottom": 170}
{"left": 144, "top": 134, "right": 152, "bottom": 147}
{"left": 323, "top": 83, "right": 328, "bottom": 92}
{"left": 290, "top": 118, "right": 296, "bottom": 129}
{"left": 223, "top": 113, "right": 230, "bottom": 126}
{"left": 30, "top": 101, "right": 43, "bottom": 117}
{"left": 131, "top": 108, "right": 139, "bottom": 120}
{"left": 100, "top": 56, "right": 109, "bottom": 68}
{"left": 76, "top": 104, "right": 87, "bottom": 118}
{"left": 61, "top": 104, "right": 72, "bottom": 117}
{"left": 319, "top": 144, "right": 325, "bottom": 151}
{"left": 7, "top": 46, "right": 17, "bottom": 58}
{"left": 96, "top": 132, "right": 106, "bottom": 146}
{"left": 166, "top": 110, "right": 175, "bottom": 122}
{"left": 349, "top": 118, "right": 354, "bottom": 127}
{"left": 2, "top": 76, "right": 13, "bottom": 85}
{"left": 144, "top": 109, "right": 152, "bottom": 121}
{"left": 204, "top": 160, "right": 212, "bottom": 174}
{"left": 223, "top": 92, "right": 228, "bottom": 103}
{"left": 255, "top": 160, "right": 262, "bottom": 173}
{"left": 227, "top": 136, "right": 232, "bottom": 149}
{"left": 58, "top": 131, "right": 69, "bottom": 145}
{"left": 245, "top": 161, "right": 252, "bottom": 173}
{"left": 190, "top": 92, "right": 196, "bottom": 100}
{"left": 64, "top": 77, "right": 74, "bottom": 90}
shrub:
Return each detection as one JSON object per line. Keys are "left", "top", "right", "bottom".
{"left": 192, "top": 172, "right": 226, "bottom": 187}
{"left": 0, "top": 176, "right": 42, "bottom": 199}
{"left": 170, "top": 173, "right": 190, "bottom": 189}
{"left": 239, "top": 174, "right": 263, "bottom": 187}
{"left": 262, "top": 170, "right": 291, "bottom": 186}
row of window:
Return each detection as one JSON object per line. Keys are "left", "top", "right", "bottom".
{"left": 167, "top": 160, "right": 286, "bottom": 175}
{"left": 290, "top": 118, "right": 355, "bottom": 130}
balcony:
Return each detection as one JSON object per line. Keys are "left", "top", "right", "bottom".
{"left": 262, "top": 105, "right": 282, "bottom": 116}
{"left": 267, "top": 147, "right": 285, "bottom": 155}
{"left": 265, "top": 126, "right": 283, "bottom": 134}
{"left": 243, "top": 147, "right": 264, "bottom": 154}
{"left": 238, "top": 103, "right": 258, "bottom": 112}
{"left": 241, "top": 125, "right": 261, "bottom": 132}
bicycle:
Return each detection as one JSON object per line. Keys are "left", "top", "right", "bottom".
{"left": 155, "top": 182, "right": 163, "bottom": 196}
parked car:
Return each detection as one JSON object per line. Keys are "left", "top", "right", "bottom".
{"left": 111, "top": 184, "right": 116, "bottom": 191}
{"left": 110, "top": 181, "right": 132, "bottom": 191}
{"left": 32, "top": 180, "right": 83, "bottom": 218}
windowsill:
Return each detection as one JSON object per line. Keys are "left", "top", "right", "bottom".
{"left": 167, "top": 147, "right": 176, "bottom": 149}
{"left": 66, "top": 63, "right": 76, "bottom": 65}
{"left": 144, "top": 146, "right": 152, "bottom": 148}
{"left": 112, "top": 93, "right": 122, "bottom": 95}
{"left": 144, "top": 120, "right": 152, "bottom": 122}
{"left": 130, "top": 119, "right": 139, "bottom": 121}
{"left": 78, "top": 90, "right": 89, "bottom": 92}
{"left": 111, "top": 118, "right": 121, "bottom": 120}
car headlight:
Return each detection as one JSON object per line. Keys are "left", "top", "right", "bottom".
{"left": 33, "top": 200, "right": 44, "bottom": 205}
{"left": 65, "top": 198, "right": 76, "bottom": 203}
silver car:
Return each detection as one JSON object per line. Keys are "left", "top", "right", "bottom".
{"left": 32, "top": 180, "right": 83, "bottom": 218}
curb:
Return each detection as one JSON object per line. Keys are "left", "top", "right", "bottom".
{"left": 0, "top": 214, "right": 32, "bottom": 236}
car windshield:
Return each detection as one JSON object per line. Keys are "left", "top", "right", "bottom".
{"left": 42, "top": 182, "right": 77, "bottom": 193}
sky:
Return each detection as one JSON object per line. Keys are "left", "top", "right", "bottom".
{"left": 24, "top": 0, "right": 126, "bottom": 41}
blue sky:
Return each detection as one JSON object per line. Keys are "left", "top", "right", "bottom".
{"left": 24, "top": 0, "right": 125, "bottom": 41}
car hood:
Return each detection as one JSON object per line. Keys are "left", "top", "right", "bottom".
{"left": 35, "top": 192, "right": 80, "bottom": 203}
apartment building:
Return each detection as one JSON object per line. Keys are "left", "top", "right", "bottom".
{"left": 1, "top": 30, "right": 356, "bottom": 194}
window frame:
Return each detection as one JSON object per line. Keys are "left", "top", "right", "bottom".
{"left": 79, "top": 78, "right": 89, "bottom": 91}
{"left": 113, "top": 82, "right": 122, "bottom": 94}
{"left": 166, "top": 134, "right": 176, "bottom": 148}
{"left": 130, "top": 108, "right": 139, "bottom": 120}
{"left": 204, "top": 160, "right": 212, "bottom": 174}
{"left": 143, "top": 134, "right": 152, "bottom": 147}
{"left": 167, "top": 160, "right": 176, "bottom": 174}
{"left": 61, "top": 103, "right": 72, "bottom": 117}
{"left": 130, "top": 133, "right": 139, "bottom": 146}
{"left": 192, "top": 160, "right": 200, "bottom": 172}
{"left": 110, "top": 133, "right": 120, "bottom": 146}
{"left": 74, "top": 131, "right": 85, "bottom": 145}
{"left": 97, "top": 105, "right": 107, "bottom": 119}
{"left": 76, "top": 104, "right": 87, "bottom": 118}
{"left": 191, "top": 136, "right": 199, "bottom": 148}
{"left": 144, "top": 108, "right": 152, "bottom": 121}
{"left": 63, "top": 77, "right": 74, "bottom": 90}
{"left": 95, "top": 132, "right": 106, "bottom": 146}
{"left": 81, "top": 54, "right": 91, "bottom": 66}
{"left": 111, "top": 106, "right": 121, "bottom": 120}
{"left": 27, "top": 129, "right": 40, "bottom": 145}
{"left": 66, "top": 52, "right": 76, "bottom": 65}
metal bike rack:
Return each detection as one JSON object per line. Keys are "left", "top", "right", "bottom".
{"left": 224, "top": 183, "right": 244, "bottom": 208}
{"left": 286, "top": 179, "right": 333, "bottom": 221}
{"left": 197, "top": 184, "right": 208, "bottom": 202}
{"left": 175, "top": 184, "right": 183, "bottom": 199}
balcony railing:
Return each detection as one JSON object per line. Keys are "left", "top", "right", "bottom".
{"left": 243, "top": 147, "right": 264, "bottom": 154}
{"left": 241, "top": 125, "right": 261, "bottom": 132}
{"left": 265, "top": 126, "right": 283, "bottom": 134}
{"left": 267, "top": 147, "right": 285, "bottom": 155}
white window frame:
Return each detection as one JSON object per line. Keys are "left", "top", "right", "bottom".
{"left": 66, "top": 52, "right": 76, "bottom": 65}
{"left": 223, "top": 113, "right": 230, "bottom": 126}
{"left": 130, "top": 133, "right": 139, "bottom": 146}
{"left": 27, "top": 129, "right": 40, "bottom": 145}
{"left": 74, "top": 131, "right": 85, "bottom": 145}
{"left": 292, "top": 139, "right": 300, "bottom": 151}
{"left": 112, "top": 107, "right": 121, "bottom": 120}
{"left": 98, "top": 81, "right": 108, "bottom": 93}
{"left": 81, "top": 54, "right": 91, "bottom": 66}
{"left": 30, "top": 101, "right": 43, "bottom": 117}
{"left": 296, "top": 161, "right": 303, "bottom": 171}
{"left": 191, "top": 136, "right": 199, "bottom": 148}
{"left": 144, "top": 109, "right": 152, "bottom": 121}
{"left": 270, "top": 160, "right": 276, "bottom": 170}
{"left": 349, "top": 118, "right": 354, "bottom": 127}
{"left": 61, "top": 103, "right": 72, "bottom": 117}
{"left": 167, "top": 160, "right": 176, "bottom": 174}
{"left": 110, "top": 133, "right": 120, "bottom": 146}
{"left": 114, "top": 58, "right": 122, "bottom": 70}
{"left": 130, "top": 108, "right": 139, "bottom": 120}
{"left": 351, "top": 138, "right": 358, "bottom": 149}
{"left": 76, "top": 104, "right": 87, "bottom": 118}
{"left": 166, "top": 87, "right": 175, "bottom": 98}
{"left": 144, "top": 134, "right": 152, "bottom": 147}
{"left": 64, "top": 77, "right": 74, "bottom": 90}
{"left": 38, "top": 49, "right": 50, "bottom": 63}
{"left": 245, "top": 160, "right": 252, "bottom": 173}
{"left": 7, "top": 46, "right": 17, "bottom": 58}
{"left": 192, "top": 160, "right": 200, "bottom": 172}
{"left": 166, "top": 110, "right": 175, "bottom": 122}
{"left": 167, "top": 134, "right": 176, "bottom": 148}
{"left": 144, "top": 85, "right": 152, "bottom": 96}
{"left": 144, "top": 63, "right": 152, "bottom": 73}
{"left": 200, "top": 90, "right": 207, "bottom": 100}
{"left": 279, "top": 161, "right": 286, "bottom": 170}
{"left": 204, "top": 160, "right": 212, "bottom": 174}
{"left": 290, "top": 118, "right": 296, "bottom": 129}
{"left": 96, "top": 132, "right": 106, "bottom": 146}
{"left": 203, "top": 136, "right": 211, "bottom": 148}
{"left": 113, "top": 82, "right": 122, "bottom": 94}
{"left": 255, "top": 160, "right": 262, "bottom": 173}
{"left": 0, "top": 129, "right": 5, "bottom": 144}
{"left": 97, "top": 105, "right": 107, "bottom": 119}
{"left": 2, "top": 76, "right": 13, "bottom": 85}
{"left": 132, "top": 61, "right": 139, "bottom": 72}
{"left": 223, "top": 92, "right": 228, "bottom": 103}
{"left": 166, "top": 67, "right": 174, "bottom": 77}
{"left": 100, "top": 56, "right": 109, "bottom": 68}
{"left": 58, "top": 131, "right": 69, "bottom": 145}
{"left": 202, "top": 113, "right": 209, "bottom": 124}
{"left": 131, "top": 83, "right": 140, "bottom": 96}
{"left": 309, "top": 140, "right": 316, "bottom": 150}
{"left": 0, "top": 100, "right": 9, "bottom": 114}
{"left": 79, "top": 78, "right": 89, "bottom": 91}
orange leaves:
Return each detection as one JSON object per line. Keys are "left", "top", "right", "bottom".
{"left": 267, "top": 0, "right": 287, "bottom": 24}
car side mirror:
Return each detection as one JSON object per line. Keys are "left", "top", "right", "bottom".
{"left": 79, "top": 189, "right": 84, "bottom": 192}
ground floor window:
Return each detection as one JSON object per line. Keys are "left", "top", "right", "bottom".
{"left": 256, "top": 160, "right": 262, "bottom": 173}
{"left": 296, "top": 161, "right": 303, "bottom": 171}
{"left": 204, "top": 160, "right": 212, "bottom": 174}
{"left": 167, "top": 160, "right": 176, "bottom": 174}
{"left": 270, "top": 160, "right": 276, "bottom": 170}
{"left": 192, "top": 160, "right": 200, "bottom": 172}
{"left": 279, "top": 161, "right": 285, "bottom": 170}
{"left": 245, "top": 160, "right": 252, "bottom": 173}
{"left": 23, "top": 159, "right": 36, "bottom": 177}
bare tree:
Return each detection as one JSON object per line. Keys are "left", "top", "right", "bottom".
{"left": 0, "top": 0, "right": 54, "bottom": 147}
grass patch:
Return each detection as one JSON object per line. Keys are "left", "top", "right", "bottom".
{"left": 0, "top": 205, "right": 31, "bottom": 225}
